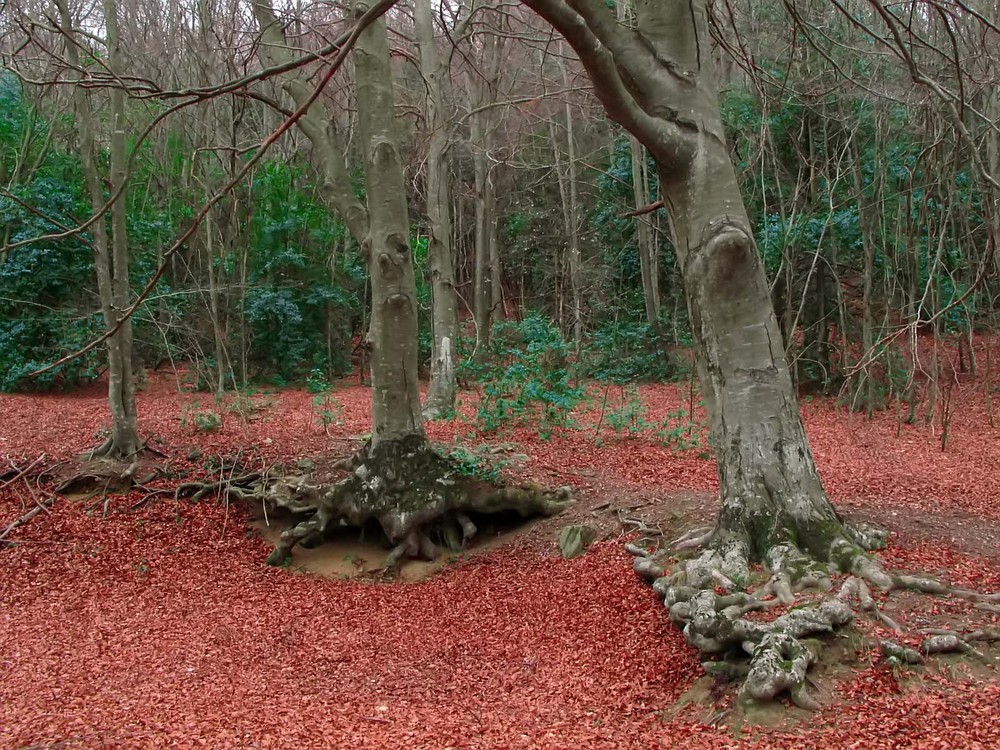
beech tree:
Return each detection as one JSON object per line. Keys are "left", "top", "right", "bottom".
{"left": 235, "top": 0, "right": 572, "bottom": 568}
{"left": 414, "top": 0, "right": 459, "bottom": 417}
{"left": 519, "top": 0, "right": 998, "bottom": 705}
{"left": 56, "top": 0, "right": 142, "bottom": 458}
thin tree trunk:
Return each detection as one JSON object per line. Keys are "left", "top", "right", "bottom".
{"left": 469, "top": 13, "right": 503, "bottom": 358}
{"left": 204, "top": 212, "right": 227, "bottom": 398}
{"left": 852, "top": 137, "right": 876, "bottom": 417}
{"left": 105, "top": 0, "right": 139, "bottom": 455}
{"left": 631, "top": 137, "right": 660, "bottom": 326}
{"left": 57, "top": 0, "right": 140, "bottom": 458}
{"left": 472, "top": 108, "right": 493, "bottom": 357}
{"left": 415, "top": 0, "right": 458, "bottom": 417}
{"left": 560, "top": 52, "right": 583, "bottom": 353}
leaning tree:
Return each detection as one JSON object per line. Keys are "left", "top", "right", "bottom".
{"left": 519, "top": 0, "right": 1000, "bottom": 706}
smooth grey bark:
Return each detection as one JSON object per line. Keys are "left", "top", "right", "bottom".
{"left": 469, "top": 9, "right": 504, "bottom": 358}
{"left": 471, "top": 106, "right": 494, "bottom": 356}
{"left": 415, "top": 0, "right": 458, "bottom": 417}
{"left": 524, "top": 0, "right": 852, "bottom": 564}
{"left": 352, "top": 0, "right": 424, "bottom": 443}
{"left": 851, "top": 137, "right": 876, "bottom": 417}
{"left": 195, "top": 0, "right": 231, "bottom": 398}
{"left": 631, "top": 137, "right": 661, "bottom": 326}
{"left": 203, "top": 212, "right": 228, "bottom": 398}
{"left": 556, "top": 50, "right": 583, "bottom": 352}
{"left": 57, "top": 0, "right": 141, "bottom": 458}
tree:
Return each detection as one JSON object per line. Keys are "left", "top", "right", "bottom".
{"left": 235, "top": 1, "right": 573, "bottom": 568}
{"left": 518, "top": 0, "right": 903, "bottom": 705}
{"left": 415, "top": 0, "right": 459, "bottom": 418}
{"left": 352, "top": 0, "right": 423, "bottom": 444}
{"left": 57, "top": 0, "right": 142, "bottom": 458}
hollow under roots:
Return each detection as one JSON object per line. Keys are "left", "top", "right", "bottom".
{"left": 629, "top": 521, "right": 1000, "bottom": 709}
{"left": 204, "top": 435, "right": 573, "bottom": 568}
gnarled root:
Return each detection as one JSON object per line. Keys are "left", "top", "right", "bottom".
{"left": 186, "top": 436, "right": 574, "bottom": 568}
{"left": 635, "top": 518, "right": 998, "bottom": 709}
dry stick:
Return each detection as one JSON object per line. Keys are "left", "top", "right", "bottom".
{"left": 26, "top": 0, "right": 400, "bottom": 379}
{"left": 593, "top": 382, "right": 612, "bottom": 439}
{"left": 0, "top": 454, "right": 46, "bottom": 491}
{"left": 219, "top": 449, "right": 243, "bottom": 541}
{"left": 0, "top": 472, "right": 57, "bottom": 545}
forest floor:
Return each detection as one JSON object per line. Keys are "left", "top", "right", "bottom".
{"left": 3, "top": 363, "right": 1000, "bottom": 749}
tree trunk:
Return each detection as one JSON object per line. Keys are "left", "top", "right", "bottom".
{"left": 631, "top": 137, "right": 661, "bottom": 326}
{"left": 524, "top": 0, "right": 859, "bottom": 570}
{"left": 472, "top": 108, "right": 494, "bottom": 357}
{"left": 104, "top": 0, "right": 140, "bottom": 456}
{"left": 58, "top": 0, "right": 141, "bottom": 458}
{"left": 415, "top": 0, "right": 458, "bottom": 418}
{"left": 468, "top": 13, "right": 504, "bottom": 359}
{"left": 352, "top": 0, "right": 424, "bottom": 444}
{"left": 852, "top": 137, "right": 876, "bottom": 416}
{"left": 204, "top": 211, "right": 228, "bottom": 398}
{"left": 558, "top": 51, "right": 583, "bottom": 353}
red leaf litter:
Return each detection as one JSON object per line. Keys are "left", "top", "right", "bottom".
{"left": 3, "top": 360, "right": 1000, "bottom": 749}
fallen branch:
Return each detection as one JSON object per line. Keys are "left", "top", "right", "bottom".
{"left": 0, "top": 454, "right": 47, "bottom": 490}
{"left": 0, "top": 495, "right": 57, "bottom": 544}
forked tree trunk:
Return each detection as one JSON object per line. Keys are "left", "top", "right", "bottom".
{"left": 415, "top": 0, "right": 458, "bottom": 417}
{"left": 58, "top": 0, "right": 141, "bottom": 458}
{"left": 352, "top": 0, "right": 424, "bottom": 444}
{"left": 252, "top": 0, "right": 369, "bottom": 244}
{"left": 525, "top": 0, "right": 853, "bottom": 566}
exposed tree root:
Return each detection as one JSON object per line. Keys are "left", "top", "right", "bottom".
{"left": 177, "top": 435, "right": 574, "bottom": 569}
{"left": 65, "top": 436, "right": 166, "bottom": 494}
{"left": 628, "top": 519, "right": 1000, "bottom": 709}
{"left": 54, "top": 457, "right": 151, "bottom": 495}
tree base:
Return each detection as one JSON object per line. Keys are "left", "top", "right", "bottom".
{"left": 204, "top": 435, "right": 573, "bottom": 569}
{"left": 629, "top": 517, "right": 1000, "bottom": 709}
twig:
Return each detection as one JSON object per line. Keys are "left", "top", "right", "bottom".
{"left": 621, "top": 199, "right": 664, "bottom": 217}
{"left": 0, "top": 453, "right": 46, "bottom": 490}
{"left": 0, "top": 496, "right": 57, "bottom": 543}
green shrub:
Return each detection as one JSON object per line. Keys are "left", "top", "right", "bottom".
{"left": 599, "top": 385, "right": 650, "bottom": 437}
{"left": 464, "top": 313, "right": 586, "bottom": 438}
{"left": 584, "top": 320, "right": 676, "bottom": 384}
{"left": 445, "top": 445, "right": 502, "bottom": 483}
{"left": 181, "top": 402, "right": 223, "bottom": 433}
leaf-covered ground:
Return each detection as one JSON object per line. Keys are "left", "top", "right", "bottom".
{"left": 2, "top": 366, "right": 1000, "bottom": 749}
